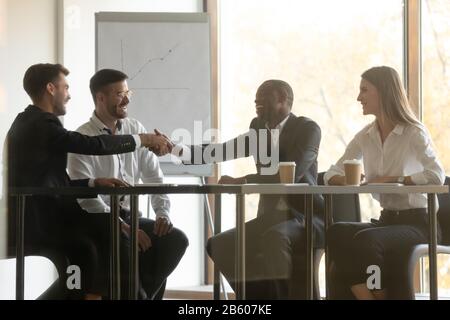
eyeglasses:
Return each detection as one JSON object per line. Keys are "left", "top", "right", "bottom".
{"left": 116, "top": 90, "right": 133, "bottom": 99}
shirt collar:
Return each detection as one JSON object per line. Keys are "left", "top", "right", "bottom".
{"left": 365, "top": 121, "right": 378, "bottom": 136}
{"left": 366, "top": 121, "right": 405, "bottom": 136}
{"left": 392, "top": 124, "right": 405, "bottom": 135}
{"left": 265, "top": 114, "right": 290, "bottom": 132}
{"left": 90, "top": 112, "right": 122, "bottom": 134}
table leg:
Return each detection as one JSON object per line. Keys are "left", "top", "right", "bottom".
{"left": 324, "top": 194, "right": 333, "bottom": 300}
{"left": 235, "top": 194, "right": 246, "bottom": 300}
{"left": 129, "top": 194, "right": 139, "bottom": 300}
{"left": 213, "top": 194, "right": 221, "bottom": 300}
{"left": 15, "top": 195, "right": 25, "bottom": 300}
{"left": 110, "top": 195, "right": 121, "bottom": 300}
{"left": 306, "top": 194, "right": 314, "bottom": 300}
{"left": 428, "top": 193, "right": 438, "bottom": 300}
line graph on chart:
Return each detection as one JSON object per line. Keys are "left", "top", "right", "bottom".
{"left": 120, "top": 40, "right": 190, "bottom": 93}
{"left": 96, "top": 14, "right": 212, "bottom": 175}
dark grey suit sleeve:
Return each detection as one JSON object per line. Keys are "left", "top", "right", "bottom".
{"left": 69, "top": 179, "right": 89, "bottom": 187}
{"left": 40, "top": 115, "right": 136, "bottom": 155}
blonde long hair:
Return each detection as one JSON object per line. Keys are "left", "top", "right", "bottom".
{"left": 361, "top": 66, "right": 421, "bottom": 126}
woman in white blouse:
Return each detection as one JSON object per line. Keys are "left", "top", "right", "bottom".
{"left": 325, "top": 66, "right": 445, "bottom": 300}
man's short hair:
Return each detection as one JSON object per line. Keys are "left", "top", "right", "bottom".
{"left": 258, "top": 79, "right": 294, "bottom": 108}
{"left": 23, "top": 63, "right": 69, "bottom": 101}
{"left": 89, "top": 69, "right": 128, "bottom": 103}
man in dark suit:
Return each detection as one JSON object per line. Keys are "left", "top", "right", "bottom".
{"left": 181, "top": 79, "right": 323, "bottom": 299}
{"left": 6, "top": 63, "right": 173, "bottom": 299}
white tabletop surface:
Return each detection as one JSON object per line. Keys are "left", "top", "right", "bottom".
{"left": 240, "top": 184, "right": 449, "bottom": 195}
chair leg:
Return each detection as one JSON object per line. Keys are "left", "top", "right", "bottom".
{"left": 314, "top": 249, "right": 324, "bottom": 299}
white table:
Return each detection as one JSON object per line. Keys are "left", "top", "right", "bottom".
{"left": 11, "top": 184, "right": 447, "bottom": 300}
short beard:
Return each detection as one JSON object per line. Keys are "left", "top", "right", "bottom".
{"left": 107, "top": 104, "right": 124, "bottom": 119}
{"left": 53, "top": 98, "right": 66, "bottom": 116}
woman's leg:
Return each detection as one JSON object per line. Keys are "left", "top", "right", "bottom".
{"left": 327, "top": 222, "right": 374, "bottom": 299}
{"left": 349, "top": 224, "right": 427, "bottom": 300}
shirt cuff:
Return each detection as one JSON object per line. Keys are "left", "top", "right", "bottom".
{"left": 172, "top": 144, "right": 191, "bottom": 161}
{"left": 323, "top": 171, "right": 335, "bottom": 185}
{"left": 410, "top": 172, "right": 427, "bottom": 185}
{"left": 155, "top": 210, "right": 170, "bottom": 219}
{"left": 323, "top": 165, "right": 345, "bottom": 185}
{"left": 132, "top": 134, "right": 142, "bottom": 148}
{"left": 88, "top": 179, "right": 95, "bottom": 187}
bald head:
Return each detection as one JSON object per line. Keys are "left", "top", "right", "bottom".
{"left": 255, "top": 80, "right": 293, "bottom": 127}
{"left": 256, "top": 80, "right": 293, "bottom": 109}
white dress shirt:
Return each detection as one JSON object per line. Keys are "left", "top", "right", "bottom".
{"left": 67, "top": 113, "right": 170, "bottom": 218}
{"left": 324, "top": 122, "right": 445, "bottom": 211}
{"left": 267, "top": 115, "right": 290, "bottom": 211}
{"left": 265, "top": 114, "right": 290, "bottom": 145}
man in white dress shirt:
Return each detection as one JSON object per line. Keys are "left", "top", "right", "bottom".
{"left": 68, "top": 69, "right": 188, "bottom": 299}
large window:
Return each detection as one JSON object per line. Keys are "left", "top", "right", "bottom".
{"left": 422, "top": 0, "right": 450, "bottom": 297}
{"left": 423, "top": 0, "right": 450, "bottom": 172}
{"left": 219, "top": 0, "right": 404, "bottom": 226}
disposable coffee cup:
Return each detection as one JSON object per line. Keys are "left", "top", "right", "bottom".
{"left": 343, "top": 159, "right": 362, "bottom": 185}
{"left": 279, "top": 162, "right": 296, "bottom": 184}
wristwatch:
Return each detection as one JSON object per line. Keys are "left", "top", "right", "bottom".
{"left": 397, "top": 176, "right": 405, "bottom": 184}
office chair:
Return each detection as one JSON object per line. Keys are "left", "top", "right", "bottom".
{"left": 3, "top": 244, "right": 72, "bottom": 300}
{"left": 6, "top": 199, "right": 79, "bottom": 300}
{"left": 388, "top": 176, "right": 450, "bottom": 299}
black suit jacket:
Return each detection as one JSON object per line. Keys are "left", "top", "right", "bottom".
{"left": 7, "top": 105, "right": 136, "bottom": 249}
{"left": 188, "top": 113, "right": 325, "bottom": 247}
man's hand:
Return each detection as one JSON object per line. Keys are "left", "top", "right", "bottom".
{"left": 218, "top": 175, "right": 247, "bottom": 184}
{"left": 154, "top": 129, "right": 177, "bottom": 156}
{"left": 154, "top": 129, "right": 172, "bottom": 142}
{"left": 94, "top": 178, "right": 130, "bottom": 187}
{"left": 153, "top": 216, "right": 173, "bottom": 237}
{"left": 139, "top": 133, "right": 173, "bottom": 156}
{"left": 121, "top": 222, "right": 152, "bottom": 252}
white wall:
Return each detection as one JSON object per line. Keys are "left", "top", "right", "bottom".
{"left": 0, "top": 0, "right": 59, "bottom": 299}
{"left": 61, "top": 0, "right": 203, "bottom": 130}
{"left": 1, "top": 0, "right": 205, "bottom": 298}
{"left": 0, "top": 0, "right": 57, "bottom": 149}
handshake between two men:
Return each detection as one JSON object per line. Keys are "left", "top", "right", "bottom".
{"left": 139, "top": 129, "right": 174, "bottom": 156}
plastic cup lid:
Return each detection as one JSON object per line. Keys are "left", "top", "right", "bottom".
{"left": 278, "top": 162, "right": 296, "bottom": 166}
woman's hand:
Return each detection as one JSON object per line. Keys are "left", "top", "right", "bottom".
{"left": 363, "top": 176, "right": 394, "bottom": 184}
